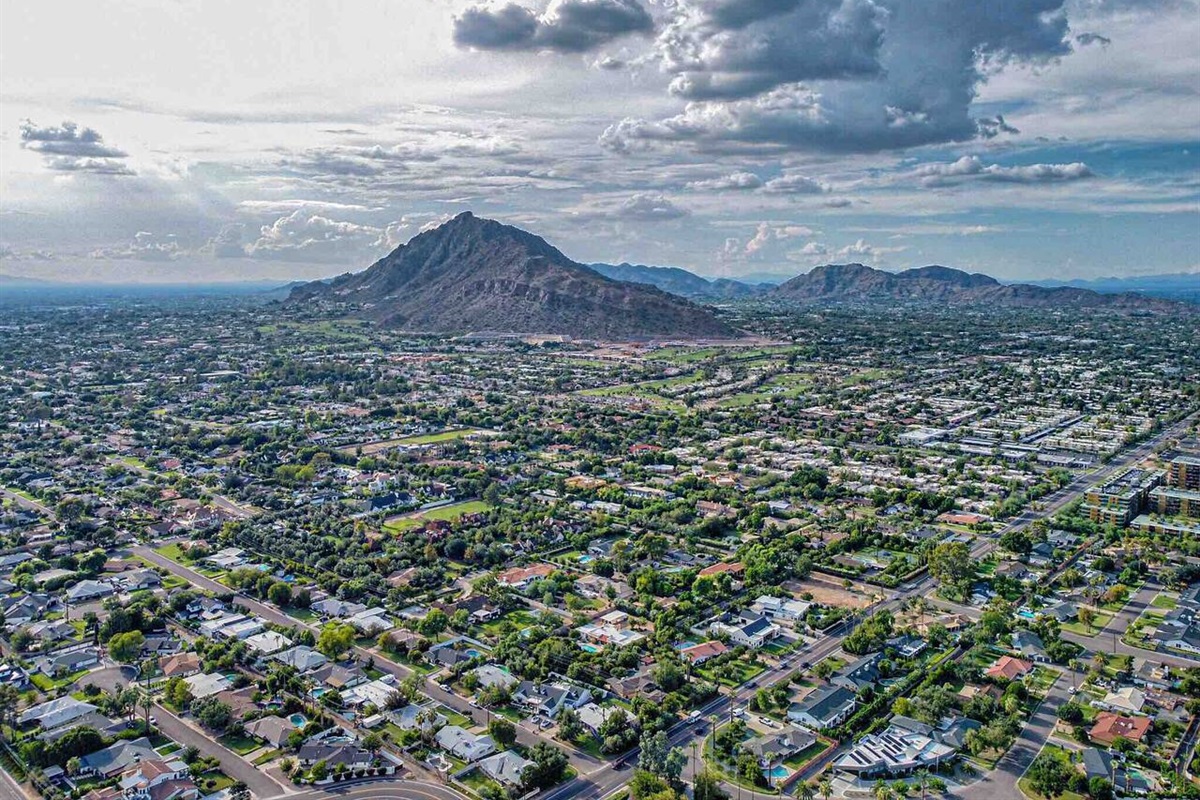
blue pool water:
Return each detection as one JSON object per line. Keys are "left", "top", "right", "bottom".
{"left": 578, "top": 555, "right": 594, "bottom": 564}
{"left": 465, "top": 649, "right": 483, "bottom": 658}
{"left": 289, "top": 713, "right": 307, "bottom": 727}
{"left": 580, "top": 643, "right": 600, "bottom": 653}
{"left": 765, "top": 766, "right": 790, "bottom": 780}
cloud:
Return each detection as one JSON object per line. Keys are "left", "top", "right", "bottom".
{"left": 202, "top": 225, "right": 248, "bottom": 259}
{"left": 685, "top": 171, "right": 763, "bottom": 191}
{"left": 600, "top": 0, "right": 1074, "bottom": 154}
{"left": 915, "top": 155, "right": 1095, "bottom": 186}
{"left": 454, "top": 0, "right": 654, "bottom": 53}
{"left": 657, "top": 0, "right": 887, "bottom": 101}
{"left": 835, "top": 238, "right": 906, "bottom": 260}
{"left": 246, "top": 210, "right": 383, "bottom": 262}
{"left": 741, "top": 221, "right": 818, "bottom": 256}
{"left": 19, "top": 120, "right": 135, "bottom": 175}
{"left": 90, "top": 232, "right": 181, "bottom": 261}
{"left": 762, "top": 173, "right": 829, "bottom": 194}
{"left": 614, "top": 193, "right": 689, "bottom": 220}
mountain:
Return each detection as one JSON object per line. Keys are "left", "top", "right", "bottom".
{"left": 587, "top": 262, "right": 763, "bottom": 300}
{"left": 0, "top": 274, "right": 52, "bottom": 288}
{"left": 288, "top": 212, "right": 738, "bottom": 339}
{"left": 771, "top": 263, "right": 1190, "bottom": 312}
{"left": 1028, "top": 272, "right": 1200, "bottom": 303}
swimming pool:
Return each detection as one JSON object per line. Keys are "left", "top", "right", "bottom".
{"left": 580, "top": 643, "right": 600, "bottom": 653}
{"left": 289, "top": 713, "right": 307, "bottom": 727}
{"left": 765, "top": 765, "right": 790, "bottom": 780}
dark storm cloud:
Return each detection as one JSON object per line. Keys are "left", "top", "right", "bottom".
{"left": 19, "top": 120, "right": 135, "bottom": 175}
{"left": 598, "top": 0, "right": 1075, "bottom": 154}
{"left": 453, "top": 0, "right": 653, "bottom": 53}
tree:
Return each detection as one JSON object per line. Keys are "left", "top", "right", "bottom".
{"left": 1026, "top": 752, "right": 1071, "bottom": 798}
{"left": 999, "top": 529, "right": 1033, "bottom": 555}
{"left": 693, "top": 769, "right": 728, "bottom": 800}
{"left": 928, "top": 541, "right": 976, "bottom": 598}
{"left": 193, "top": 697, "right": 234, "bottom": 732}
{"left": 558, "top": 707, "right": 584, "bottom": 741}
{"left": 638, "top": 730, "right": 686, "bottom": 784}
{"left": 164, "top": 677, "right": 193, "bottom": 710}
{"left": 1077, "top": 606, "right": 1096, "bottom": 632}
{"left": 418, "top": 608, "right": 449, "bottom": 638}
{"left": 1087, "top": 777, "right": 1114, "bottom": 800}
{"left": 522, "top": 742, "right": 569, "bottom": 790}
{"left": 489, "top": 717, "right": 517, "bottom": 749}
{"left": 819, "top": 778, "right": 834, "bottom": 800}
{"left": 108, "top": 630, "right": 146, "bottom": 663}
{"left": 268, "top": 582, "right": 292, "bottom": 607}
{"left": 317, "top": 623, "right": 356, "bottom": 659}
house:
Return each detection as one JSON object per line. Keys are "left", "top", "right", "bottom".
{"left": 1096, "top": 687, "right": 1147, "bottom": 715}
{"left": 680, "top": 641, "right": 728, "bottom": 665}
{"left": 993, "top": 561, "right": 1031, "bottom": 581}
{"left": 478, "top": 750, "right": 535, "bottom": 788}
{"left": 18, "top": 696, "right": 98, "bottom": 729}
{"left": 32, "top": 645, "right": 99, "bottom": 677}
{"left": 832, "top": 654, "right": 882, "bottom": 693}
{"left": 79, "top": 737, "right": 158, "bottom": 778}
{"left": 183, "top": 672, "right": 232, "bottom": 699}
{"left": 751, "top": 595, "right": 812, "bottom": 622}
{"left": 85, "top": 758, "right": 198, "bottom": 800}
{"left": 514, "top": 680, "right": 592, "bottom": 719}
{"left": 311, "top": 597, "right": 367, "bottom": 619}
{"left": 575, "top": 703, "right": 622, "bottom": 735}
{"left": 577, "top": 611, "right": 647, "bottom": 648}
{"left": 391, "top": 704, "right": 448, "bottom": 733}
{"left": 159, "top": 652, "right": 201, "bottom": 678}
{"left": 1041, "top": 601, "right": 1079, "bottom": 624}
{"left": 495, "top": 563, "right": 555, "bottom": 590}
{"left": 205, "top": 548, "right": 245, "bottom": 570}
{"left": 119, "top": 569, "right": 162, "bottom": 592}
{"left": 1131, "top": 659, "right": 1174, "bottom": 691}
{"left": 744, "top": 725, "right": 817, "bottom": 768}
{"left": 697, "top": 562, "right": 745, "bottom": 586}
{"left": 296, "top": 742, "right": 374, "bottom": 770}
{"left": 1089, "top": 712, "right": 1152, "bottom": 746}
{"left": 0, "top": 663, "right": 31, "bottom": 691}
{"left": 244, "top": 630, "right": 292, "bottom": 655}
{"left": 886, "top": 635, "right": 928, "bottom": 659}
{"left": 66, "top": 579, "right": 116, "bottom": 603}
{"left": 1012, "top": 630, "right": 1050, "bottom": 662}
{"left": 788, "top": 685, "right": 857, "bottom": 730}
{"left": 609, "top": 669, "right": 665, "bottom": 703}
{"left": 834, "top": 723, "right": 956, "bottom": 778}
{"left": 245, "top": 715, "right": 299, "bottom": 748}
{"left": 986, "top": 656, "right": 1033, "bottom": 682}
{"left": 711, "top": 611, "right": 780, "bottom": 649}
{"left": 435, "top": 725, "right": 496, "bottom": 762}
{"left": 311, "top": 663, "right": 367, "bottom": 692}
{"left": 272, "top": 645, "right": 328, "bottom": 674}
{"left": 473, "top": 664, "right": 519, "bottom": 691}
{"left": 348, "top": 607, "right": 395, "bottom": 635}
{"left": 1081, "top": 748, "right": 1151, "bottom": 796}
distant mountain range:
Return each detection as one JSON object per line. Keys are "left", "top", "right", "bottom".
{"left": 1027, "top": 272, "right": 1200, "bottom": 302}
{"left": 587, "top": 262, "right": 763, "bottom": 300}
{"left": 769, "top": 263, "right": 1187, "bottom": 311}
{"left": 288, "top": 212, "right": 739, "bottom": 339}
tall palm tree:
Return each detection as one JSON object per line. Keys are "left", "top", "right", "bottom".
{"left": 819, "top": 778, "right": 834, "bottom": 800}
{"left": 798, "top": 782, "right": 816, "bottom": 800}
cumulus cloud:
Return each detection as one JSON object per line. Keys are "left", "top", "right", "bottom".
{"left": 615, "top": 193, "right": 689, "bottom": 220}
{"left": 685, "top": 171, "right": 763, "bottom": 191}
{"left": 90, "top": 232, "right": 181, "bottom": 261}
{"left": 740, "top": 222, "right": 818, "bottom": 257}
{"left": 915, "top": 155, "right": 1095, "bottom": 186}
{"left": 762, "top": 173, "right": 829, "bottom": 194}
{"left": 454, "top": 0, "right": 654, "bottom": 53}
{"left": 600, "top": 0, "right": 1074, "bottom": 154}
{"left": 19, "top": 120, "right": 135, "bottom": 175}
{"left": 246, "top": 210, "right": 383, "bottom": 262}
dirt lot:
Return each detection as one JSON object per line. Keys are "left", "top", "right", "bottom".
{"left": 785, "top": 575, "right": 879, "bottom": 609}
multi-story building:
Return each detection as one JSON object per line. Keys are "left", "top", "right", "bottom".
{"left": 1167, "top": 455, "right": 1200, "bottom": 491}
{"left": 1083, "top": 468, "right": 1161, "bottom": 526}
{"left": 1147, "top": 486, "right": 1200, "bottom": 518}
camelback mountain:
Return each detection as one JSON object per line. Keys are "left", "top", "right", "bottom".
{"left": 288, "top": 212, "right": 738, "bottom": 339}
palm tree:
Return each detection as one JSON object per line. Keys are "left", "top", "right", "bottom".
{"left": 798, "top": 782, "right": 816, "bottom": 800}
{"left": 873, "top": 779, "right": 894, "bottom": 800}
{"left": 820, "top": 778, "right": 834, "bottom": 800}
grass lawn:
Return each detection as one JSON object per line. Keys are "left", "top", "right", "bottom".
{"left": 31, "top": 668, "right": 91, "bottom": 692}
{"left": 439, "top": 705, "right": 474, "bottom": 728}
{"left": 287, "top": 607, "right": 317, "bottom": 623}
{"left": 218, "top": 733, "right": 261, "bottom": 755}
{"left": 782, "top": 740, "right": 831, "bottom": 771}
{"left": 1151, "top": 594, "right": 1178, "bottom": 610}
{"left": 458, "top": 768, "right": 502, "bottom": 796}
{"left": 383, "top": 500, "right": 491, "bottom": 533}
{"left": 252, "top": 748, "right": 282, "bottom": 765}
{"left": 699, "top": 660, "right": 767, "bottom": 687}
{"left": 155, "top": 543, "right": 190, "bottom": 562}
{"left": 1061, "top": 609, "right": 1114, "bottom": 636}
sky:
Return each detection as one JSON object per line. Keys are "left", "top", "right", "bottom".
{"left": 1, "top": 0, "right": 1198, "bottom": 284}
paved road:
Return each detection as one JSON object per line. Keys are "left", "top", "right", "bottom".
{"left": 0, "top": 488, "right": 52, "bottom": 516}
{"left": 152, "top": 701, "right": 286, "bottom": 799}
{"left": 0, "top": 762, "right": 32, "bottom": 800}
{"left": 277, "top": 779, "right": 467, "bottom": 800}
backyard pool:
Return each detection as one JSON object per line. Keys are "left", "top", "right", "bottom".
{"left": 765, "top": 765, "right": 791, "bottom": 780}
{"left": 289, "top": 713, "right": 308, "bottom": 727}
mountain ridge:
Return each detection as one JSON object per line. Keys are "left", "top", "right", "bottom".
{"left": 288, "top": 212, "right": 739, "bottom": 339}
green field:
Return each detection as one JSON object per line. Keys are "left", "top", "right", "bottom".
{"left": 383, "top": 500, "right": 491, "bottom": 533}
